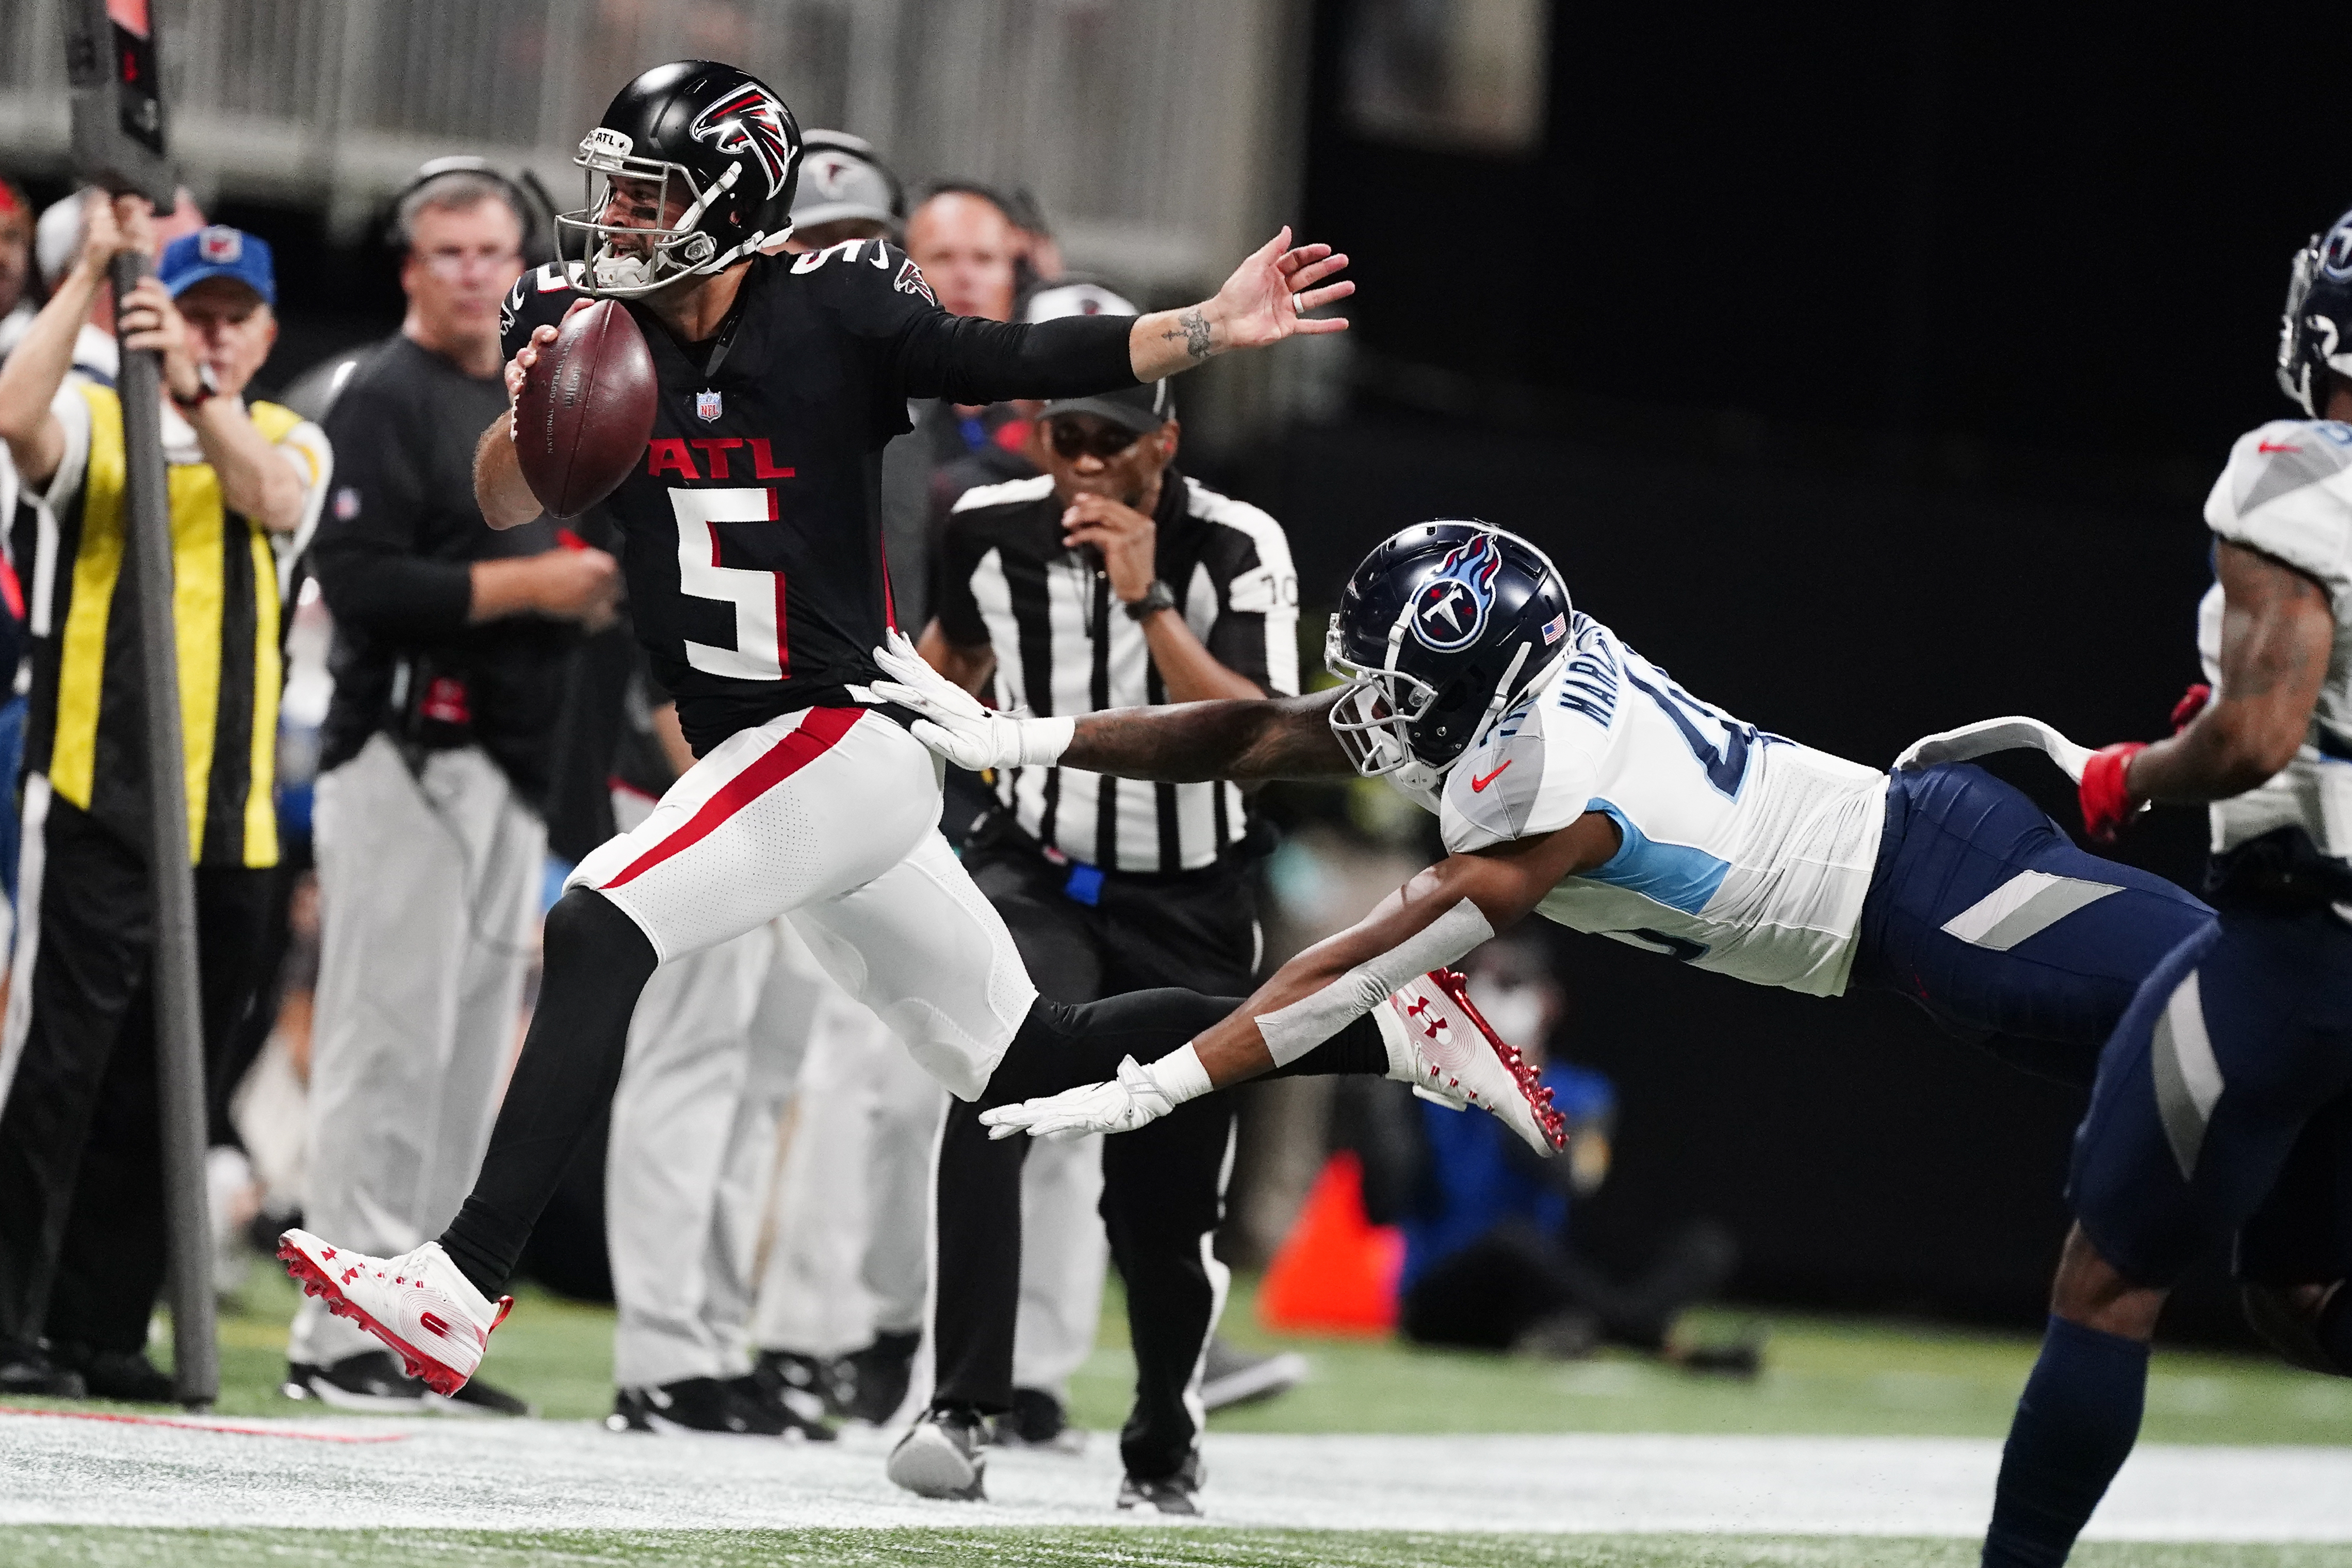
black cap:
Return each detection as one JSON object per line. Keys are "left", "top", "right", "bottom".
{"left": 1041, "top": 378, "right": 1173, "bottom": 435}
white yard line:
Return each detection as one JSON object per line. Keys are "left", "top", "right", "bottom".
{"left": 1, "top": 1412, "right": 2346, "bottom": 1542}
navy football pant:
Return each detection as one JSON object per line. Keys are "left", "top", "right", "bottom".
{"left": 1850, "top": 764, "right": 2215, "bottom": 1076}
{"left": 2070, "top": 909, "right": 2352, "bottom": 1290}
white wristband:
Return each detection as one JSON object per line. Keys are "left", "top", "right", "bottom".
{"left": 1019, "top": 715, "right": 1076, "bottom": 767}
{"left": 1253, "top": 899, "right": 1495, "bottom": 1066}
{"left": 1148, "top": 1042, "right": 1215, "bottom": 1105}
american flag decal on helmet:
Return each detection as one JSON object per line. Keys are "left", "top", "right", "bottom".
{"left": 1541, "top": 613, "right": 1565, "bottom": 645}
{"left": 689, "top": 83, "right": 795, "bottom": 199}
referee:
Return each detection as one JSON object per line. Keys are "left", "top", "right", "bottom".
{"left": 900, "top": 375, "right": 1298, "bottom": 1511}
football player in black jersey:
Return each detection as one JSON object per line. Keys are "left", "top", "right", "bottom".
{"left": 278, "top": 62, "right": 1566, "bottom": 1433}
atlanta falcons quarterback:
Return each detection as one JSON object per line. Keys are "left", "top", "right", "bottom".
{"left": 877, "top": 521, "right": 2214, "bottom": 1137}
{"left": 274, "top": 62, "right": 1558, "bottom": 1417}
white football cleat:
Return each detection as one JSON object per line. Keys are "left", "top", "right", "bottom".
{"left": 276, "top": 1230, "right": 511, "bottom": 1397}
{"left": 1378, "top": 968, "right": 1566, "bottom": 1156}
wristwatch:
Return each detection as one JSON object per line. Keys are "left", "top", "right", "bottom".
{"left": 170, "top": 363, "right": 222, "bottom": 413}
{"left": 1123, "top": 579, "right": 1177, "bottom": 621}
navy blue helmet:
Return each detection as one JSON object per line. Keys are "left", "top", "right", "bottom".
{"left": 1326, "top": 522, "right": 1572, "bottom": 790}
{"left": 560, "top": 61, "right": 803, "bottom": 297}
{"left": 2278, "top": 205, "right": 2352, "bottom": 416}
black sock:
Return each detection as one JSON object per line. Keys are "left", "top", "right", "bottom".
{"left": 983, "top": 992, "right": 1388, "bottom": 1107}
{"left": 437, "top": 888, "right": 656, "bottom": 1297}
{"left": 1982, "top": 1315, "right": 2150, "bottom": 1567}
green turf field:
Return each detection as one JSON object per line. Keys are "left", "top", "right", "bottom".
{"left": 144, "top": 1251, "right": 2352, "bottom": 1447}
{"left": 3, "top": 1253, "right": 2347, "bottom": 1567}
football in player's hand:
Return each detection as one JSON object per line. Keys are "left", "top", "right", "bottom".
{"left": 513, "top": 300, "right": 657, "bottom": 518}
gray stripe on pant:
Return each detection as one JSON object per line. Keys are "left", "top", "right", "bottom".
{"left": 2150, "top": 969, "right": 2224, "bottom": 1180}
{"left": 1942, "top": 872, "right": 2122, "bottom": 952}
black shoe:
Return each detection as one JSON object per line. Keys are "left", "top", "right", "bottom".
{"left": 729, "top": 1373, "right": 834, "bottom": 1440}
{"left": 283, "top": 1351, "right": 429, "bottom": 1411}
{"left": 1118, "top": 1450, "right": 1205, "bottom": 1515}
{"left": 886, "top": 1404, "right": 989, "bottom": 1499}
{"left": 1675, "top": 1331, "right": 1767, "bottom": 1380}
{"left": 51, "top": 1343, "right": 173, "bottom": 1403}
{"left": 608, "top": 1376, "right": 793, "bottom": 1435}
{"left": 841, "top": 1330, "right": 918, "bottom": 1425}
{"left": 1199, "top": 1337, "right": 1309, "bottom": 1412}
{"left": 994, "top": 1386, "right": 1083, "bottom": 1453}
{"left": 430, "top": 1375, "right": 535, "bottom": 1417}
{"left": 752, "top": 1349, "right": 847, "bottom": 1422}
{"left": 0, "top": 1340, "right": 87, "bottom": 1399}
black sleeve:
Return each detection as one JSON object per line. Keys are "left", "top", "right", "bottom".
{"left": 818, "top": 241, "right": 1139, "bottom": 407}
{"left": 930, "top": 511, "right": 992, "bottom": 650}
{"left": 311, "top": 373, "right": 473, "bottom": 637}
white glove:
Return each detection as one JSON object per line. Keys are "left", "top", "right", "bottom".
{"left": 869, "top": 630, "right": 1073, "bottom": 772}
{"left": 978, "top": 1050, "right": 1210, "bottom": 1141}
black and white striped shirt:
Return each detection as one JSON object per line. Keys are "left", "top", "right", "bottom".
{"left": 934, "top": 467, "right": 1299, "bottom": 873}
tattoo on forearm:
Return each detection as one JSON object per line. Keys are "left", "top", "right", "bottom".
{"left": 1159, "top": 307, "right": 1214, "bottom": 363}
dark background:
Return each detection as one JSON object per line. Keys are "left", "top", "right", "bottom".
{"left": 1245, "top": 1, "right": 2352, "bottom": 1342}
{"left": 21, "top": 3, "right": 2343, "bottom": 1339}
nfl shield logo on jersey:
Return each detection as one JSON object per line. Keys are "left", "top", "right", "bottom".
{"left": 1408, "top": 532, "right": 1504, "bottom": 652}
{"left": 695, "top": 390, "right": 723, "bottom": 422}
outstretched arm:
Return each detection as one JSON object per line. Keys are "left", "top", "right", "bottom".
{"left": 1186, "top": 813, "right": 1621, "bottom": 1087}
{"left": 1127, "top": 228, "right": 1353, "bottom": 382}
{"left": 980, "top": 812, "right": 1621, "bottom": 1143}
{"left": 871, "top": 632, "right": 1351, "bottom": 781}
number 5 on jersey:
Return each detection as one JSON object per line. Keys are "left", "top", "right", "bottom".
{"left": 674, "top": 487, "right": 786, "bottom": 680}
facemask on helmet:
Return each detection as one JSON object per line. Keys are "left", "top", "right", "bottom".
{"left": 2277, "top": 207, "right": 2352, "bottom": 417}
{"left": 1324, "top": 522, "right": 1573, "bottom": 793}
{"left": 557, "top": 62, "right": 802, "bottom": 299}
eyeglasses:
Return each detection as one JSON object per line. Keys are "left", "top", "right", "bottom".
{"left": 1048, "top": 419, "right": 1145, "bottom": 461}
{"left": 418, "top": 248, "right": 522, "bottom": 281}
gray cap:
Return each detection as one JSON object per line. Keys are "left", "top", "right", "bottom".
{"left": 792, "top": 132, "right": 904, "bottom": 235}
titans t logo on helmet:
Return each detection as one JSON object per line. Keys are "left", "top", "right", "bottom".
{"left": 689, "top": 83, "right": 796, "bottom": 198}
{"left": 1409, "top": 533, "right": 1504, "bottom": 652}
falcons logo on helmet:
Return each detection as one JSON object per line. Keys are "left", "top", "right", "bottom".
{"left": 689, "top": 84, "right": 794, "bottom": 198}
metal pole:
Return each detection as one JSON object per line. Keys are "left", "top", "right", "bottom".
{"left": 111, "top": 248, "right": 219, "bottom": 1410}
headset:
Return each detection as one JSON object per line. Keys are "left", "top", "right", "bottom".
{"left": 381, "top": 156, "right": 561, "bottom": 268}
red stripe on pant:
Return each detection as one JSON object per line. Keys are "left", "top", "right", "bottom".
{"left": 600, "top": 706, "right": 864, "bottom": 889}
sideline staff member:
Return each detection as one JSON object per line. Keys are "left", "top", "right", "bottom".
{"left": 0, "top": 200, "right": 327, "bottom": 1399}
{"left": 289, "top": 166, "right": 615, "bottom": 1412}
{"left": 902, "top": 374, "right": 1299, "bottom": 1511}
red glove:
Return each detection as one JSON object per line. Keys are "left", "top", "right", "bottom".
{"left": 2170, "top": 682, "right": 2212, "bottom": 733}
{"left": 2079, "top": 742, "right": 2148, "bottom": 844}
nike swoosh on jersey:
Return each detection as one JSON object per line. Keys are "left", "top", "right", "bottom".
{"left": 2258, "top": 440, "right": 2304, "bottom": 453}
{"left": 1471, "top": 759, "right": 1513, "bottom": 792}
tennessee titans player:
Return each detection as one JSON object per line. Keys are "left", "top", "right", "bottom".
{"left": 873, "top": 520, "right": 2214, "bottom": 1139}
{"left": 1972, "top": 210, "right": 2352, "bottom": 1567}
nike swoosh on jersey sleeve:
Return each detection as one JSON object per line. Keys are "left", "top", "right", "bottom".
{"left": 1440, "top": 701, "right": 1601, "bottom": 855}
{"left": 2206, "top": 418, "right": 2352, "bottom": 600}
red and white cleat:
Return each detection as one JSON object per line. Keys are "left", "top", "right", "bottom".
{"left": 1378, "top": 968, "right": 1567, "bottom": 1156}
{"left": 276, "top": 1230, "right": 511, "bottom": 1397}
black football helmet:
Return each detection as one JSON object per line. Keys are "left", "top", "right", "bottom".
{"left": 2278, "top": 204, "right": 2352, "bottom": 416}
{"left": 560, "top": 61, "right": 803, "bottom": 298}
{"left": 1327, "top": 522, "right": 1573, "bottom": 795}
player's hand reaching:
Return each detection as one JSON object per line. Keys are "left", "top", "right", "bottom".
{"left": 979, "top": 1056, "right": 1186, "bottom": 1141}
{"left": 1129, "top": 227, "right": 1351, "bottom": 381}
{"left": 870, "top": 630, "right": 1073, "bottom": 771}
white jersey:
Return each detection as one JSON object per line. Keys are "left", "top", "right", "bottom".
{"left": 2197, "top": 418, "right": 2352, "bottom": 886}
{"left": 1424, "top": 613, "right": 1888, "bottom": 995}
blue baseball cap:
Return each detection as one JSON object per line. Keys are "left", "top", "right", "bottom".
{"left": 158, "top": 226, "right": 275, "bottom": 306}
